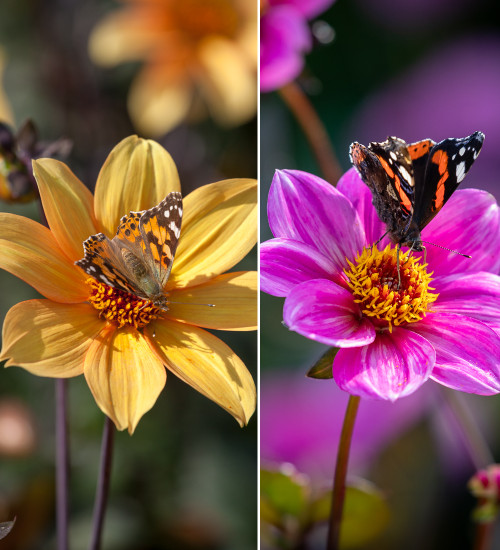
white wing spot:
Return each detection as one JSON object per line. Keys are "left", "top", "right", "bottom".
{"left": 399, "top": 165, "right": 412, "bottom": 186}
{"left": 100, "top": 275, "right": 114, "bottom": 286}
{"left": 164, "top": 210, "right": 170, "bottom": 218}
{"left": 89, "top": 266, "right": 97, "bottom": 272}
{"left": 456, "top": 161, "right": 466, "bottom": 183}
{"left": 389, "top": 151, "right": 397, "bottom": 161}
{"left": 169, "top": 221, "right": 181, "bottom": 238}
{"left": 459, "top": 147, "right": 466, "bottom": 156}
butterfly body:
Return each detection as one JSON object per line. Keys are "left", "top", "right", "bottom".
{"left": 76, "top": 192, "right": 183, "bottom": 310}
{"left": 350, "top": 131, "right": 485, "bottom": 251}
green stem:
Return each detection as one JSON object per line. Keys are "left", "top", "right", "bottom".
{"left": 327, "top": 395, "right": 361, "bottom": 550}
{"left": 278, "top": 81, "right": 343, "bottom": 185}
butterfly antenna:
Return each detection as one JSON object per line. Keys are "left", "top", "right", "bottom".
{"left": 168, "top": 301, "right": 216, "bottom": 307}
{"left": 420, "top": 240, "right": 471, "bottom": 258}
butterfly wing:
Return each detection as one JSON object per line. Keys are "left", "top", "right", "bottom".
{"left": 138, "top": 192, "right": 183, "bottom": 288}
{"left": 350, "top": 137, "right": 415, "bottom": 236}
{"left": 412, "top": 131, "right": 485, "bottom": 230}
{"left": 75, "top": 232, "right": 142, "bottom": 295}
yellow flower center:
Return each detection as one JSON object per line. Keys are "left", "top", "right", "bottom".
{"left": 86, "top": 279, "right": 163, "bottom": 329}
{"left": 172, "top": 0, "right": 240, "bottom": 40}
{"left": 344, "top": 245, "right": 438, "bottom": 332}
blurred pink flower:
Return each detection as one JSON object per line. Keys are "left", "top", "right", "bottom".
{"left": 260, "top": 0, "right": 335, "bottom": 92}
{"left": 261, "top": 370, "right": 432, "bottom": 476}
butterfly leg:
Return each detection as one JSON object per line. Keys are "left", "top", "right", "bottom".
{"left": 372, "top": 229, "right": 390, "bottom": 251}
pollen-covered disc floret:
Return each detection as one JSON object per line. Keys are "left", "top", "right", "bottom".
{"left": 86, "top": 278, "right": 163, "bottom": 329}
{"left": 344, "top": 245, "right": 438, "bottom": 332}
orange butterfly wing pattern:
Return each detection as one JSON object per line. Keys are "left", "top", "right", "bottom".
{"left": 75, "top": 192, "right": 183, "bottom": 308}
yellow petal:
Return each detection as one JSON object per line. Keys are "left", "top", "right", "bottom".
{"left": 32, "top": 159, "right": 98, "bottom": 262}
{"left": 128, "top": 71, "right": 192, "bottom": 136}
{"left": 145, "top": 320, "right": 256, "bottom": 426}
{"left": 84, "top": 325, "right": 167, "bottom": 434}
{"left": 0, "top": 300, "right": 102, "bottom": 377}
{"left": 88, "top": 10, "right": 167, "bottom": 66}
{"left": 168, "top": 271, "right": 257, "bottom": 330}
{"left": 197, "top": 37, "right": 257, "bottom": 127}
{"left": 0, "top": 213, "right": 89, "bottom": 302}
{"left": 0, "top": 47, "right": 14, "bottom": 125}
{"left": 94, "top": 135, "right": 181, "bottom": 236}
{"left": 169, "top": 178, "right": 257, "bottom": 288}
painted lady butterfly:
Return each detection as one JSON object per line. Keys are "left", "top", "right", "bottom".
{"left": 76, "top": 192, "right": 182, "bottom": 309}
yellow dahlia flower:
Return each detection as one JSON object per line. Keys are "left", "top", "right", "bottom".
{"left": 89, "top": 0, "right": 257, "bottom": 136}
{"left": 0, "top": 135, "right": 257, "bottom": 433}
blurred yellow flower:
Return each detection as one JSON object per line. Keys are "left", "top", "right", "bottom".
{"left": 0, "top": 135, "right": 257, "bottom": 433}
{"left": 89, "top": 0, "right": 257, "bottom": 136}
{"left": 0, "top": 47, "right": 14, "bottom": 125}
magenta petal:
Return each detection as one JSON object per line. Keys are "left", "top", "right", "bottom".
{"left": 419, "top": 189, "right": 500, "bottom": 276}
{"left": 333, "top": 328, "right": 435, "bottom": 400}
{"left": 270, "top": 0, "right": 336, "bottom": 19}
{"left": 260, "top": 6, "right": 310, "bottom": 92}
{"left": 260, "top": 238, "right": 342, "bottom": 297}
{"left": 268, "top": 169, "right": 366, "bottom": 268}
{"left": 337, "top": 167, "right": 388, "bottom": 246}
{"left": 283, "top": 279, "right": 375, "bottom": 347}
{"left": 432, "top": 272, "right": 500, "bottom": 336}
{"left": 411, "top": 313, "right": 500, "bottom": 395}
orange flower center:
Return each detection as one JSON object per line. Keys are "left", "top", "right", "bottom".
{"left": 86, "top": 278, "right": 163, "bottom": 329}
{"left": 171, "top": 0, "right": 240, "bottom": 39}
{"left": 343, "top": 245, "right": 438, "bottom": 332}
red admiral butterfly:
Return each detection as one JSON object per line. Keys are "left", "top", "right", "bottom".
{"left": 349, "top": 131, "right": 484, "bottom": 252}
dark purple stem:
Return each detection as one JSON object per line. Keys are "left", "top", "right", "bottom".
{"left": 327, "top": 395, "right": 361, "bottom": 550}
{"left": 89, "top": 416, "right": 115, "bottom": 550}
{"left": 56, "top": 378, "right": 70, "bottom": 550}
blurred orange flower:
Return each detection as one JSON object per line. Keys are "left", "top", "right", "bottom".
{"left": 0, "top": 136, "right": 257, "bottom": 433}
{"left": 89, "top": 0, "right": 257, "bottom": 136}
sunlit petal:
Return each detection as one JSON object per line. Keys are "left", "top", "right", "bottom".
{"left": 88, "top": 10, "right": 167, "bottom": 66}
{"left": 32, "top": 159, "right": 98, "bottom": 262}
{"left": 197, "top": 37, "right": 257, "bottom": 126}
{"left": 168, "top": 271, "right": 257, "bottom": 330}
{"left": 94, "top": 135, "right": 181, "bottom": 236}
{"left": 128, "top": 70, "right": 193, "bottom": 136}
{"left": 0, "top": 213, "right": 88, "bottom": 302}
{"left": 84, "top": 325, "right": 167, "bottom": 434}
{"left": 0, "top": 300, "right": 101, "bottom": 377}
{"left": 145, "top": 320, "right": 255, "bottom": 426}
{"left": 170, "top": 178, "right": 257, "bottom": 288}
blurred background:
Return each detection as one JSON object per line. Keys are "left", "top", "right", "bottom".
{"left": 0, "top": 0, "right": 257, "bottom": 548}
{"left": 261, "top": 0, "right": 500, "bottom": 548}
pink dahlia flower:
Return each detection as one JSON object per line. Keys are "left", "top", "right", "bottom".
{"left": 260, "top": 0, "right": 335, "bottom": 92}
{"left": 261, "top": 168, "right": 500, "bottom": 400}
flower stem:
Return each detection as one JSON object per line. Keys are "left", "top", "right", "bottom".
{"left": 88, "top": 417, "right": 115, "bottom": 550}
{"left": 56, "top": 378, "right": 70, "bottom": 550}
{"left": 327, "top": 395, "right": 361, "bottom": 550}
{"left": 278, "top": 81, "right": 343, "bottom": 185}
{"left": 473, "top": 515, "right": 494, "bottom": 550}
{"left": 441, "top": 387, "right": 493, "bottom": 470}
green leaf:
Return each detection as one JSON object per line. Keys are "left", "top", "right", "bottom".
{"left": 261, "top": 465, "right": 311, "bottom": 525}
{"left": 310, "top": 478, "right": 390, "bottom": 548}
{"left": 306, "top": 347, "right": 339, "bottom": 379}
